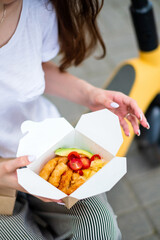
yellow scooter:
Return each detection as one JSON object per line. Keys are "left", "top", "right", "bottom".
{"left": 104, "top": 0, "right": 160, "bottom": 165}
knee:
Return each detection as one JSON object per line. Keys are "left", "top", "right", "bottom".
{"left": 70, "top": 199, "right": 119, "bottom": 240}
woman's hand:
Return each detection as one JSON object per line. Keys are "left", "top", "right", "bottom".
{"left": 87, "top": 88, "right": 149, "bottom": 137}
{"left": 0, "top": 156, "right": 30, "bottom": 190}
{"left": 0, "top": 156, "right": 62, "bottom": 203}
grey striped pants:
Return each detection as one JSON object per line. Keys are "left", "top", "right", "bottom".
{"left": 0, "top": 192, "right": 122, "bottom": 240}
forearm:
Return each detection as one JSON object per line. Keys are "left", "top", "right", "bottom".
{"left": 43, "top": 61, "right": 95, "bottom": 107}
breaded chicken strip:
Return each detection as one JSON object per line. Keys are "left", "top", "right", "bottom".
{"left": 67, "top": 177, "right": 86, "bottom": 195}
{"left": 39, "top": 157, "right": 59, "bottom": 181}
{"left": 48, "top": 162, "right": 68, "bottom": 188}
{"left": 58, "top": 167, "right": 73, "bottom": 194}
{"left": 71, "top": 172, "right": 81, "bottom": 184}
{"left": 58, "top": 156, "right": 68, "bottom": 164}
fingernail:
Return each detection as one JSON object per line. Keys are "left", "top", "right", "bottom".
{"left": 28, "top": 155, "right": 36, "bottom": 162}
{"left": 147, "top": 122, "right": 150, "bottom": 129}
{"left": 110, "top": 102, "right": 119, "bottom": 108}
{"left": 137, "top": 129, "right": 141, "bottom": 136}
{"left": 57, "top": 202, "right": 65, "bottom": 205}
{"left": 139, "top": 114, "right": 143, "bottom": 121}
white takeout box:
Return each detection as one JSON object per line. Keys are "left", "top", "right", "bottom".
{"left": 17, "top": 109, "right": 126, "bottom": 208}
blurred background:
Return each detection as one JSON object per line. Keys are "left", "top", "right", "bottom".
{"left": 46, "top": 0, "right": 160, "bottom": 239}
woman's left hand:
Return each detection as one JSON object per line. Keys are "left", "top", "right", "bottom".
{"left": 43, "top": 63, "right": 149, "bottom": 136}
{"left": 88, "top": 88, "right": 149, "bottom": 137}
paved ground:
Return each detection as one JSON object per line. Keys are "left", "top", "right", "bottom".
{"left": 47, "top": 0, "right": 160, "bottom": 239}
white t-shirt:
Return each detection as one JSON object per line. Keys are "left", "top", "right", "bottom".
{"left": 0, "top": 0, "right": 60, "bottom": 158}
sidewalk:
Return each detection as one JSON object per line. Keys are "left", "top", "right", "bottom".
{"left": 48, "top": 0, "right": 160, "bottom": 239}
{"left": 108, "top": 140, "right": 160, "bottom": 240}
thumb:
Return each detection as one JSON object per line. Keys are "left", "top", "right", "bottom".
{"left": 4, "top": 156, "right": 35, "bottom": 173}
{"left": 96, "top": 94, "right": 119, "bottom": 110}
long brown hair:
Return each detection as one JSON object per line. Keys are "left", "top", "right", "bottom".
{"left": 49, "top": 0, "right": 106, "bottom": 71}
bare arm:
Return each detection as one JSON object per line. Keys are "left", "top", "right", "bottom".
{"left": 43, "top": 61, "right": 94, "bottom": 108}
{"left": 43, "top": 61, "right": 149, "bottom": 136}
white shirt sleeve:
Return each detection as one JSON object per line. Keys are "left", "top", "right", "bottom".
{"left": 40, "top": 1, "right": 60, "bottom": 62}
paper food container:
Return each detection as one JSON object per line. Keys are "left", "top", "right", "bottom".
{"left": 0, "top": 188, "right": 16, "bottom": 215}
{"left": 0, "top": 158, "right": 17, "bottom": 215}
{"left": 17, "top": 109, "right": 126, "bottom": 208}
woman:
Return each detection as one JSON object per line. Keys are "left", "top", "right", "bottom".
{"left": 0, "top": 0, "right": 149, "bottom": 239}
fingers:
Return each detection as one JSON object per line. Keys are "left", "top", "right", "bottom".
{"left": 2, "top": 156, "right": 32, "bottom": 173}
{"left": 123, "top": 96, "right": 149, "bottom": 129}
{"left": 138, "top": 111, "right": 150, "bottom": 129}
{"left": 119, "top": 117, "right": 130, "bottom": 136}
{"left": 110, "top": 92, "right": 149, "bottom": 133}
{"left": 124, "top": 113, "right": 140, "bottom": 136}
{"left": 109, "top": 93, "right": 149, "bottom": 136}
{"left": 91, "top": 89, "right": 150, "bottom": 137}
{"left": 35, "top": 195, "right": 63, "bottom": 203}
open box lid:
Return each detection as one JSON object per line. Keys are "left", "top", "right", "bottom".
{"left": 17, "top": 109, "right": 123, "bottom": 158}
{"left": 17, "top": 118, "right": 74, "bottom": 158}
{"left": 75, "top": 109, "right": 123, "bottom": 156}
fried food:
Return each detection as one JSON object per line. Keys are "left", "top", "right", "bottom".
{"left": 67, "top": 177, "right": 86, "bottom": 195}
{"left": 39, "top": 150, "right": 108, "bottom": 195}
{"left": 90, "top": 159, "right": 107, "bottom": 171}
{"left": 82, "top": 169, "right": 92, "bottom": 179}
{"left": 48, "top": 162, "right": 68, "bottom": 187}
{"left": 39, "top": 157, "right": 59, "bottom": 180}
{"left": 58, "top": 156, "right": 68, "bottom": 164}
{"left": 58, "top": 167, "right": 73, "bottom": 194}
{"left": 71, "top": 172, "right": 82, "bottom": 184}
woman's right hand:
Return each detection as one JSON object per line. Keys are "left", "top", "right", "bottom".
{"left": 0, "top": 156, "right": 30, "bottom": 191}
{"left": 0, "top": 156, "right": 63, "bottom": 203}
